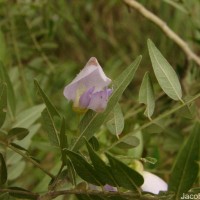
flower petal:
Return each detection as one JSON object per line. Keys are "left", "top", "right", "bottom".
{"left": 63, "top": 57, "right": 111, "bottom": 101}
{"left": 141, "top": 171, "right": 168, "bottom": 194}
{"left": 79, "top": 87, "right": 94, "bottom": 108}
{"left": 88, "top": 88, "right": 112, "bottom": 112}
{"left": 104, "top": 184, "right": 117, "bottom": 192}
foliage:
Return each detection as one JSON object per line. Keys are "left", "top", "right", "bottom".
{"left": 0, "top": 0, "right": 200, "bottom": 200}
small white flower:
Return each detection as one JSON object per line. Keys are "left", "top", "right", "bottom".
{"left": 63, "top": 57, "right": 112, "bottom": 113}
{"left": 141, "top": 171, "right": 168, "bottom": 194}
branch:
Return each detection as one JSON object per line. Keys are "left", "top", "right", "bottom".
{"left": 0, "top": 188, "right": 174, "bottom": 200}
{"left": 38, "top": 189, "right": 173, "bottom": 200}
{"left": 123, "top": 0, "right": 200, "bottom": 67}
{"left": 107, "top": 92, "right": 200, "bottom": 150}
{"left": 8, "top": 144, "right": 55, "bottom": 179}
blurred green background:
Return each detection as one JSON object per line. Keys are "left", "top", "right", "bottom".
{"left": 0, "top": 0, "right": 200, "bottom": 198}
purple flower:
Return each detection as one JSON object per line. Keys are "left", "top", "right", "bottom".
{"left": 63, "top": 57, "right": 112, "bottom": 113}
{"left": 103, "top": 184, "right": 117, "bottom": 192}
{"left": 88, "top": 184, "right": 117, "bottom": 192}
{"left": 141, "top": 171, "right": 168, "bottom": 194}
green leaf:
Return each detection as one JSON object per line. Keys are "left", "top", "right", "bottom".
{"left": 76, "top": 194, "right": 92, "bottom": 200}
{"left": 147, "top": 39, "right": 182, "bottom": 101}
{"left": 169, "top": 122, "right": 200, "bottom": 199}
{"left": 89, "top": 136, "right": 99, "bottom": 151}
{"left": 8, "top": 160, "right": 25, "bottom": 181}
{"left": 13, "top": 104, "right": 45, "bottom": 128}
{"left": 66, "top": 158, "right": 76, "bottom": 186}
{"left": 34, "top": 80, "right": 60, "bottom": 117}
{"left": 139, "top": 72, "right": 155, "bottom": 119}
{"left": 66, "top": 150, "right": 102, "bottom": 185}
{"left": 0, "top": 153, "right": 7, "bottom": 185}
{"left": 108, "top": 196, "right": 129, "bottom": 200}
{"left": 116, "top": 136, "right": 140, "bottom": 149}
{"left": 89, "top": 195, "right": 107, "bottom": 200}
{"left": 0, "top": 82, "right": 7, "bottom": 128}
{"left": 72, "top": 56, "right": 142, "bottom": 151}
{"left": 107, "top": 103, "right": 124, "bottom": 137}
{"left": 128, "top": 127, "right": 143, "bottom": 158}
{"left": 85, "top": 139, "right": 117, "bottom": 186}
{"left": 176, "top": 100, "right": 196, "bottom": 119}
{"left": 106, "top": 153, "right": 144, "bottom": 191}
{"left": 60, "top": 117, "right": 68, "bottom": 163}
{"left": 0, "top": 31, "right": 6, "bottom": 63}
{"left": 0, "top": 61, "right": 16, "bottom": 116}
{"left": 8, "top": 187, "right": 38, "bottom": 199}
{"left": 41, "top": 108, "right": 59, "bottom": 147}
{"left": 7, "top": 127, "right": 29, "bottom": 140}
{"left": 10, "top": 143, "right": 29, "bottom": 152}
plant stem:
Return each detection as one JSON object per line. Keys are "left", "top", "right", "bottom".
{"left": 107, "top": 93, "right": 200, "bottom": 150}
{"left": 0, "top": 188, "right": 175, "bottom": 200}
{"left": 123, "top": 0, "right": 200, "bottom": 67}
{"left": 8, "top": 144, "right": 55, "bottom": 179}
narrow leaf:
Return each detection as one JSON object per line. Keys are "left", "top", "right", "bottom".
{"left": 34, "top": 80, "right": 60, "bottom": 117}
{"left": 66, "top": 158, "right": 77, "bottom": 186}
{"left": 106, "top": 153, "right": 144, "bottom": 191}
{"left": 0, "top": 82, "right": 7, "bottom": 128}
{"left": 8, "top": 187, "right": 38, "bottom": 199}
{"left": 116, "top": 136, "right": 140, "bottom": 149}
{"left": 85, "top": 139, "right": 117, "bottom": 186}
{"left": 107, "top": 103, "right": 124, "bottom": 137}
{"left": 139, "top": 72, "right": 155, "bottom": 119}
{"left": 66, "top": 150, "right": 102, "bottom": 185}
{"left": 147, "top": 39, "right": 182, "bottom": 101}
{"left": 0, "top": 153, "right": 7, "bottom": 185}
{"left": 0, "top": 61, "right": 16, "bottom": 116}
{"left": 0, "top": 31, "right": 6, "bottom": 63}
{"left": 41, "top": 108, "right": 59, "bottom": 147}
{"left": 8, "top": 127, "right": 29, "bottom": 140}
{"left": 169, "top": 122, "right": 200, "bottom": 199}
{"left": 10, "top": 143, "right": 29, "bottom": 152}
{"left": 13, "top": 104, "right": 45, "bottom": 128}
{"left": 60, "top": 117, "right": 68, "bottom": 163}
{"left": 72, "top": 56, "right": 142, "bottom": 151}
{"left": 89, "top": 136, "right": 99, "bottom": 151}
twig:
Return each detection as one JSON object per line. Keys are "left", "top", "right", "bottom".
{"left": 0, "top": 188, "right": 174, "bottom": 200}
{"left": 107, "top": 92, "right": 200, "bottom": 150}
{"left": 8, "top": 144, "right": 55, "bottom": 179}
{"left": 38, "top": 189, "right": 171, "bottom": 200}
{"left": 123, "top": 0, "right": 200, "bottom": 67}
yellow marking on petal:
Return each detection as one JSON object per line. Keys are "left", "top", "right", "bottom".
{"left": 72, "top": 106, "right": 88, "bottom": 114}
{"left": 73, "top": 85, "right": 87, "bottom": 108}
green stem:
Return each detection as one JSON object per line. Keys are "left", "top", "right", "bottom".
{"left": 49, "top": 163, "right": 65, "bottom": 190}
{"left": 107, "top": 93, "right": 200, "bottom": 151}
{"left": 8, "top": 144, "right": 55, "bottom": 179}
